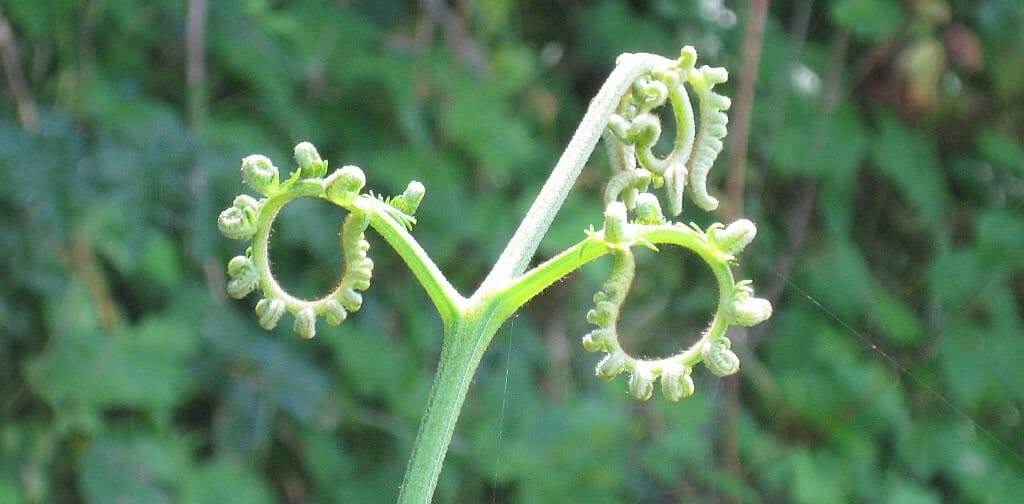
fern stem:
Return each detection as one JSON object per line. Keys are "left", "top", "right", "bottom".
{"left": 398, "top": 311, "right": 502, "bottom": 503}
{"left": 479, "top": 52, "right": 675, "bottom": 291}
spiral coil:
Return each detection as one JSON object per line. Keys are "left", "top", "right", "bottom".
{"left": 583, "top": 46, "right": 771, "bottom": 401}
{"left": 218, "top": 142, "right": 422, "bottom": 339}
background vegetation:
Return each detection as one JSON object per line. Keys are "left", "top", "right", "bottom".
{"left": 1, "top": 0, "right": 1022, "bottom": 502}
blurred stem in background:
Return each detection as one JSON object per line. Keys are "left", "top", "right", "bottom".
{"left": 720, "top": 1, "right": 770, "bottom": 499}
{"left": 0, "top": 6, "right": 36, "bottom": 129}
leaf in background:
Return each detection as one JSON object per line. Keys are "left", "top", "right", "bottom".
{"left": 975, "top": 209, "right": 1024, "bottom": 270}
{"left": 0, "top": 422, "right": 55, "bottom": 502}
{"left": 881, "top": 479, "right": 941, "bottom": 504}
{"left": 831, "top": 0, "right": 904, "bottom": 41}
{"left": 985, "top": 289, "right": 1024, "bottom": 402}
{"left": 580, "top": 0, "right": 674, "bottom": 65}
{"left": 509, "top": 398, "right": 630, "bottom": 502}
{"left": 323, "top": 309, "right": 419, "bottom": 407}
{"left": 961, "top": 463, "right": 1024, "bottom": 503}
{"left": 80, "top": 200, "right": 137, "bottom": 276}
{"left": 138, "top": 232, "right": 185, "bottom": 290}
{"left": 299, "top": 428, "right": 358, "bottom": 500}
{"left": 460, "top": 324, "right": 544, "bottom": 485}
{"left": 0, "top": 480, "right": 18, "bottom": 504}
{"left": 640, "top": 397, "right": 715, "bottom": 485}
{"left": 870, "top": 112, "right": 950, "bottom": 229}
{"left": 180, "top": 458, "right": 276, "bottom": 504}
{"left": 2, "top": 0, "right": 77, "bottom": 41}
{"left": 440, "top": 77, "right": 541, "bottom": 178}
{"left": 201, "top": 311, "right": 340, "bottom": 457}
{"left": 976, "top": 128, "right": 1024, "bottom": 177}
{"left": 26, "top": 283, "right": 202, "bottom": 428}
{"left": 77, "top": 434, "right": 188, "bottom": 504}
{"left": 788, "top": 448, "right": 847, "bottom": 503}
{"left": 773, "top": 101, "right": 868, "bottom": 181}
{"left": 928, "top": 210, "right": 1023, "bottom": 310}
{"left": 869, "top": 288, "right": 924, "bottom": 346}
{"left": 937, "top": 320, "right": 996, "bottom": 408}
{"left": 928, "top": 248, "right": 987, "bottom": 309}
{"left": 210, "top": 378, "right": 275, "bottom": 461}
{"left": 799, "top": 240, "right": 872, "bottom": 319}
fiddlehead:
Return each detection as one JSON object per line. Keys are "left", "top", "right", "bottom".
{"left": 603, "top": 168, "right": 652, "bottom": 209}
{"left": 579, "top": 46, "right": 770, "bottom": 401}
{"left": 579, "top": 204, "right": 771, "bottom": 400}
{"left": 601, "top": 46, "right": 732, "bottom": 216}
{"left": 217, "top": 195, "right": 261, "bottom": 240}
{"left": 218, "top": 142, "right": 425, "bottom": 338}
{"left": 685, "top": 65, "right": 731, "bottom": 211}
{"left": 579, "top": 210, "right": 771, "bottom": 399}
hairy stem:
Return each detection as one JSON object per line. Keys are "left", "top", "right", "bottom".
{"left": 365, "top": 198, "right": 466, "bottom": 324}
{"left": 398, "top": 310, "right": 503, "bottom": 503}
{"left": 492, "top": 224, "right": 735, "bottom": 334}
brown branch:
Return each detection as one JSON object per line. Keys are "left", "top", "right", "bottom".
{"left": 720, "top": 4, "right": 771, "bottom": 500}
{"left": 69, "top": 235, "right": 121, "bottom": 332}
{"left": 823, "top": 30, "right": 850, "bottom": 111}
{"left": 186, "top": 0, "right": 223, "bottom": 301}
{"left": 186, "top": 0, "right": 208, "bottom": 131}
{"left": 724, "top": 0, "right": 770, "bottom": 219}
{"left": 0, "top": 7, "right": 37, "bottom": 129}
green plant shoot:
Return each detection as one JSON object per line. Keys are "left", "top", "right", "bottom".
{"left": 217, "top": 46, "right": 771, "bottom": 503}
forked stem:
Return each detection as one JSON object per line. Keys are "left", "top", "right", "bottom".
{"left": 400, "top": 53, "right": 681, "bottom": 502}
{"left": 480, "top": 52, "right": 677, "bottom": 289}
{"left": 219, "top": 47, "right": 770, "bottom": 504}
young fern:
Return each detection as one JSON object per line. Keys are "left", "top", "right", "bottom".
{"left": 216, "top": 45, "right": 771, "bottom": 503}
{"left": 686, "top": 65, "right": 732, "bottom": 211}
{"left": 219, "top": 147, "right": 386, "bottom": 339}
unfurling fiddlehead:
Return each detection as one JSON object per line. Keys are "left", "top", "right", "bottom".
{"left": 603, "top": 46, "right": 732, "bottom": 216}
{"left": 581, "top": 46, "right": 771, "bottom": 401}
{"left": 218, "top": 142, "right": 422, "bottom": 339}
{"left": 580, "top": 208, "right": 771, "bottom": 400}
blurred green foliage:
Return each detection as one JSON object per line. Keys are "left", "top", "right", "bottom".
{"left": 1, "top": 0, "right": 1022, "bottom": 502}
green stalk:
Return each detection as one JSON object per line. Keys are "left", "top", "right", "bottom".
{"left": 398, "top": 310, "right": 503, "bottom": 503}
